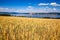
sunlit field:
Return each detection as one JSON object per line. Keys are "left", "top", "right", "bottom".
{"left": 0, "top": 16, "right": 60, "bottom": 40}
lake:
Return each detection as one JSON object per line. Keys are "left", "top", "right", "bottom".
{"left": 0, "top": 12, "right": 60, "bottom": 18}
{"left": 11, "top": 13, "right": 60, "bottom": 18}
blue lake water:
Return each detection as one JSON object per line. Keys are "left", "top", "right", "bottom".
{"left": 11, "top": 13, "right": 60, "bottom": 18}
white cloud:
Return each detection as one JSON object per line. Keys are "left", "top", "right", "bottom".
{"left": 16, "top": 9, "right": 29, "bottom": 13}
{"left": 0, "top": 7, "right": 9, "bottom": 12}
{"left": 0, "top": 7, "right": 16, "bottom": 12}
{"left": 50, "top": 2, "right": 60, "bottom": 6}
{"left": 0, "top": 6, "right": 34, "bottom": 13}
{"left": 38, "top": 3, "right": 49, "bottom": 6}
{"left": 27, "top": 6, "right": 33, "bottom": 10}
{"left": 26, "top": 6, "right": 34, "bottom": 13}
{"left": 38, "top": 2, "right": 60, "bottom": 6}
{"left": 15, "top": 6, "right": 34, "bottom": 13}
{"left": 37, "top": 7, "right": 59, "bottom": 13}
{"left": 53, "top": 8, "right": 56, "bottom": 10}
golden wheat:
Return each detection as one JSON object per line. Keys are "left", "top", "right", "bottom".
{"left": 0, "top": 16, "right": 60, "bottom": 40}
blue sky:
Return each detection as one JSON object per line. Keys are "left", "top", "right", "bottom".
{"left": 0, "top": 0, "right": 60, "bottom": 13}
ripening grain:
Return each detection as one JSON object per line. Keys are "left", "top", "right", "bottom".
{"left": 0, "top": 16, "right": 60, "bottom": 40}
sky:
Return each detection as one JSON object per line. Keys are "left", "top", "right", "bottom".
{"left": 0, "top": 0, "right": 60, "bottom": 13}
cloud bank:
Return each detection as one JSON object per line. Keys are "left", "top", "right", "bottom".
{"left": 0, "top": 6, "right": 60, "bottom": 13}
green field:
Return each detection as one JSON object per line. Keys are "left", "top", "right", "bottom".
{"left": 0, "top": 16, "right": 60, "bottom": 40}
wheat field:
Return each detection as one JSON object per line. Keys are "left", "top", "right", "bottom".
{"left": 0, "top": 16, "right": 60, "bottom": 40}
